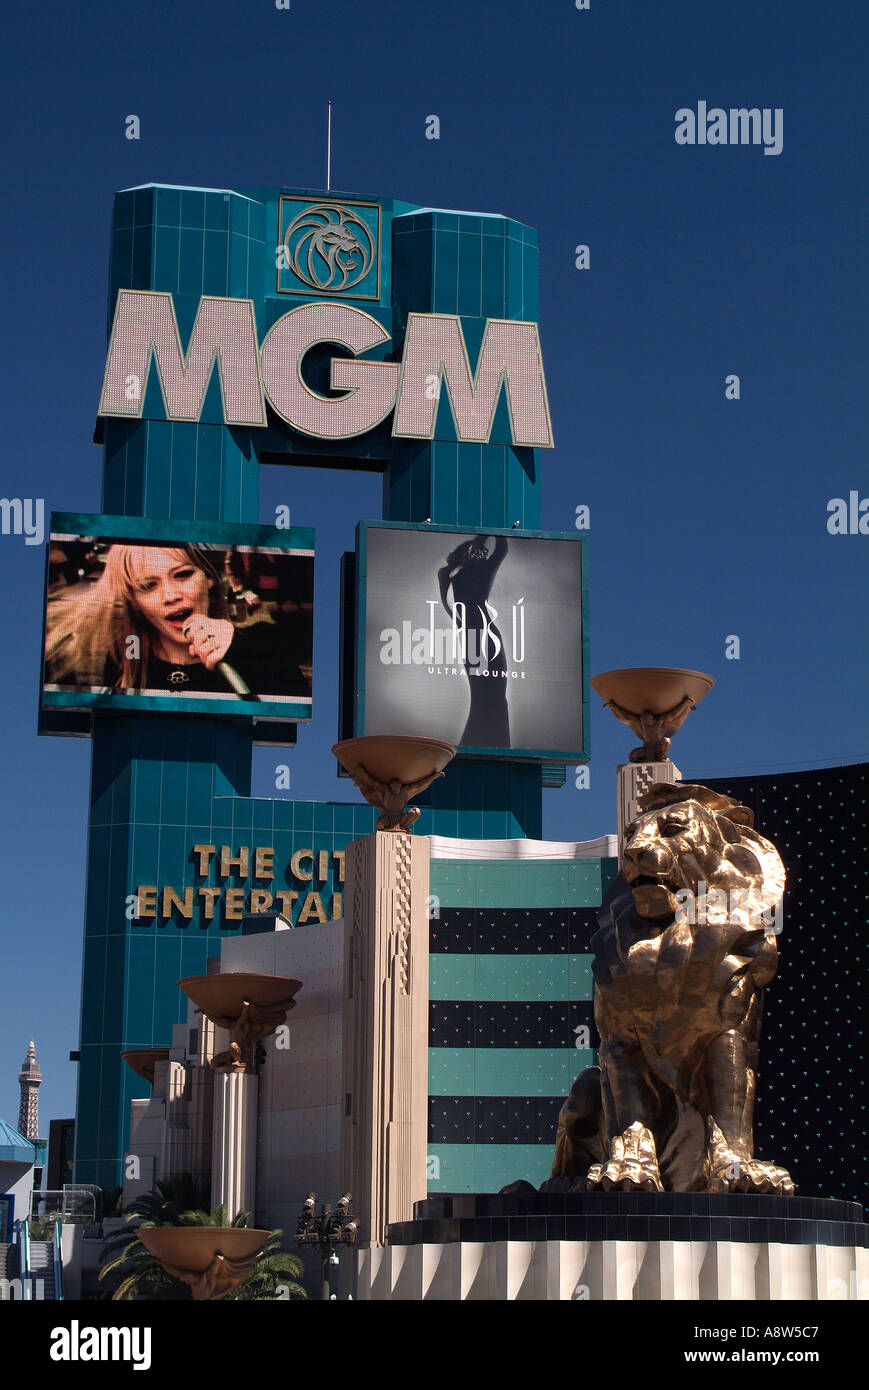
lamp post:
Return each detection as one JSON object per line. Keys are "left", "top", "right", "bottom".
{"left": 295, "top": 1193, "right": 358, "bottom": 1300}
{"left": 590, "top": 667, "right": 715, "bottom": 862}
{"left": 178, "top": 972, "right": 301, "bottom": 1217}
{"left": 331, "top": 735, "right": 453, "bottom": 1244}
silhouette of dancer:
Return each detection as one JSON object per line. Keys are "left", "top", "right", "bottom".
{"left": 437, "top": 534, "right": 511, "bottom": 747}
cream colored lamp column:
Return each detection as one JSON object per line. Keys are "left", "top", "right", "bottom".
{"left": 178, "top": 972, "right": 301, "bottom": 1219}
{"left": 333, "top": 734, "right": 455, "bottom": 1247}
{"left": 590, "top": 668, "right": 714, "bottom": 861}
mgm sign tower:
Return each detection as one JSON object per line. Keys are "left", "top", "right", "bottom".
{"left": 40, "top": 184, "right": 589, "bottom": 1188}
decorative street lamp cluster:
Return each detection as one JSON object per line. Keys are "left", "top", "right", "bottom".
{"left": 295, "top": 1193, "right": 358, "bottom": 1300}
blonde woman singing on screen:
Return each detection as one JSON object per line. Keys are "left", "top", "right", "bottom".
{"left": 45, "top": 544, "right": 307, "bottom": 699}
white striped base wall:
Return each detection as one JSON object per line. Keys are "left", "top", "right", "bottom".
{"left": 355, "top": 1239, "right": 869, "bottom": 1301}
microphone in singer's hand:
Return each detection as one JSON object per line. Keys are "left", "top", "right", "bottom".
{"left": 182, "top": 620, "right": 259, "bottom": 700}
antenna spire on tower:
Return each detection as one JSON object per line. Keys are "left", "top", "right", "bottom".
{"left": 327, "top": 101, "right": 332, "bottom": 192}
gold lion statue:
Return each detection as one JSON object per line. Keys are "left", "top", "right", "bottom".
{"left": 549, "top": 783, "right": 795, "bottom": 1194}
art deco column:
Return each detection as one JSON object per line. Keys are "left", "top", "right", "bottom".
{"left": 188, "top": 974, "right": 218, "bottom": 1184}
{"left": 211, "top": 1070, "right": 258, "bottom": 1221}
{"left": 178, "top": 973, "right": 301, "bottom": 1220}
{"left": 188, "top": 1065, "right": 215, "bottom": 1186}
{"left": 334, "top": 735, "right": 454, "bottom": 1247}
{"left": 341, "top": 831, "right": 432, "bottom": 1247}
{"left": 160, "top": 1058, "right": 193, "bottom": 1180}
{"left": 616, "top": 761, "right": 683, "bottom": 860}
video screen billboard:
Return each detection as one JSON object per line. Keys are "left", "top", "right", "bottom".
{"left": 355, "top": 522, "right": 588, "bottom": 761}
{"left": 42, "top": 513, "right": 314, "bottom": 723}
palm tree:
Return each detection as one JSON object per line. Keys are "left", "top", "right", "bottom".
{"left": 99, "top": 1195, "right": 306, "bottom": 1300}
{"left": 225, "top": 1229, "right": 306, "bottom": 1301}
{"left": 99, "top": 1232, "right": 187, "bottom": 1300}
{"left": 99, "top": 1185, "right": 124, "bottom": 1218}
{"left": 124, "top": 1173, "right": 211, "bottom": 1224}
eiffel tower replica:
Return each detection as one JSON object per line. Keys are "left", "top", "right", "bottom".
{"left": 17, "top": 1039, "right": 42, "bottom": 1142}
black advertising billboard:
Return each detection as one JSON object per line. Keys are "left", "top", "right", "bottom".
{"left": 354, "top": 522, "right": 588, "bottom": 762}
{"left": 42, "top": 513, "right": 314, "bottom": 723}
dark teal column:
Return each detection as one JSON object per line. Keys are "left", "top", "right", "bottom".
{"left": 387, "top": 210, "right": 541, "bottom": 530}
{"left": 385, "top": 209, "right": 545, "bottom": 838}
{"left": 77, "top": 185, "right": 267, "bottom": 1186}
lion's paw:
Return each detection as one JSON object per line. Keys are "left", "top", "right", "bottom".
{"left": 703, "top": 1120, "right": 795, "bottom": 1194}
{"left": 586, "top": 1159, "right": 665, "bottom": 1193}
{"left": 704, "top": 1154, "right": 795, "bottom": 1195}
{"left": 585, "top": 1121, "right": 664, "bottom": 1193}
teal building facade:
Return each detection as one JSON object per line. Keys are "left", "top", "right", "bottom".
{"left": 427, "top": 855, "right": 617, "bottom": 1192}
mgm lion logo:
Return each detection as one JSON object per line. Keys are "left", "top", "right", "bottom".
{"left": 550, "top": 783, "right": 795, "bottom": 1195}
{"left": 280, "top": 203, "right": 376, "bottom": 294}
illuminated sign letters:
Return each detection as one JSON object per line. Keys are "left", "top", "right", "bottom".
{"left": 99, "top": 292, "right": 266, "bottom": 427}
{"left": 260, "top": 303, "right": 398, "bottom": 439}
{"left": 98, "top": 290, "right": 554, "bottom": 447}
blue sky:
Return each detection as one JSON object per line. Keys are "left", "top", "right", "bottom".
{"left": 1, "top": 0, "right": 866, "bottom": 1131}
